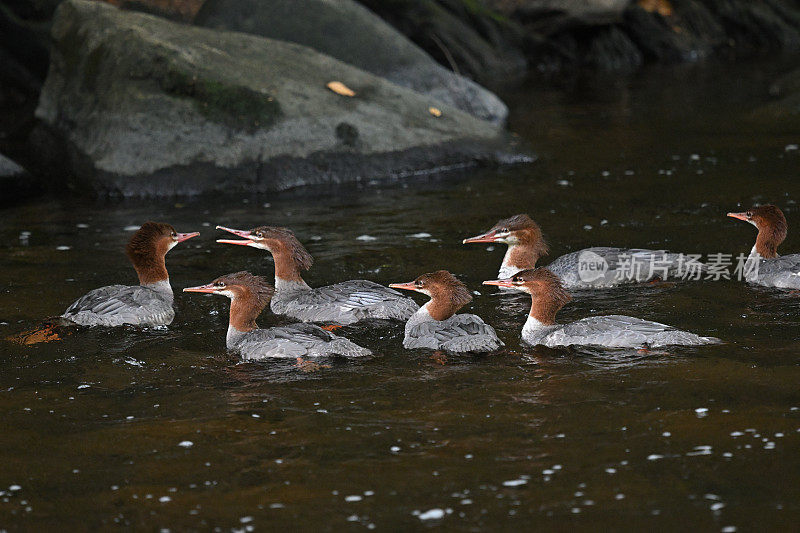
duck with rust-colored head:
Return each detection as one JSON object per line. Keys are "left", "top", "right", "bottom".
{"left": 216, "top": 225, "right": 418, "bottom": 325}
{"left": 389, "top": 270, "right": 503, "bottom": 353}
{"left": 184, "top": 271, "right": 370, "bottom": 360}
{"left": 61, "top": 222, "right": 199, "bottom": 327}
{"left": 728, "top": 205, "right": 800, "bottom": 289}
{"left": 484, "top": 268, "right": 720, "bottom": 349}
{"left": 464, "top": 214, "right": 702, "bottom": 289}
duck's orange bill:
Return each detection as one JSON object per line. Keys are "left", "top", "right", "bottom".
{"left": 176, "top": 232, "right": 200, "bottom": 243}
{"left": 482, "top": 279, "right": 514, "bottom": 288}
{"left": 389, "top": 282, "right": 419, "bottom": 292}
{"left": 183, "top": 283, "right": 217, "bottom": 293}
{"left": 727, "top": 212, "right": 748, "bottom": 221}
{"left": 216, "top": 239, "right": 253, "bottom": 246}
{"left": 216, "top": 226, "right": 251, "bottom": 237}
{"left": 462, "top": 231, "right": 498, "bottom": 244}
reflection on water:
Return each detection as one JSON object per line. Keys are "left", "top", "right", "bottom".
{"left": 2, "top": 60, "right": 800, "bottom": 529}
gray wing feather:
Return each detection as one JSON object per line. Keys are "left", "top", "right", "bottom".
{"left": 273, "top": 280, "right": 418, "bottom": 324}
{"left": 236, "top": 324, "right": 371, "bottom": 360}
{"left": 404, "top": 314, "right": 503, "bottom": 353}
{"left": 752, "top": 254, "right": 800, "bottom": 288}
{"left": 62, "top": 285, "right": 174, "bottom": 327}
{"left": 542, "top": 315, "right": 719, "bottom": 348}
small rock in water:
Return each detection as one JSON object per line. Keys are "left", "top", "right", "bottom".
{"left": 178, "top": 441, "right": 194, "bottom": 448}
{"left": 407, "top": 232, "right": 432, "bottom": 239}
{"left": 556, "top": 180, "right": 571, "bottom": 186}
{"left": 785, "top": 144, "right": 798, "bottom": 151}
{"left": 56, "top": 246, "right": 72, "bottom": 251}
{"left": 123, "top": 225, "right": 140, "bottom": 231}
{"left": 503, "top": 479, "right": 527, "bottom": 487}
{"left": 345, "top": 495, "right": 362, "bottom": 502}
{"left": 356, "top": 235, "right": 377, "bottom": 241}
{"left": 76, "top": 223, "right": 90, "bottom": 228}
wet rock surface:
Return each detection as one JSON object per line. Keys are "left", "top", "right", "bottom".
{"left": 35, "top": 0, "right": 529, "bottom": 197}
{"left": 195, "top": 0, "right": 508, "bottom": 124}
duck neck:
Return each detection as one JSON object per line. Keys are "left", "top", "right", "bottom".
{"left": 528, "top": 295, "right": 559, "bottom": 326}
{"left": 754, "top": 229, "right": 781, "bottom": 259}
{"left": 416, "top": 296, "right": 459, "bottom": 322}
{"left": 227, "top": 297, "right": 261, "bottom": 347}
{"left": 131, "top": 251, "right": 169, "bottom": 287}
{"left": 502, "top": 243, "right": 544, "bottom": 273}
{"left": 522, "top": 314, "right": 552, "bottom": 338}
{"left": 272, "top": 250, "right": 310, "bottom": 291}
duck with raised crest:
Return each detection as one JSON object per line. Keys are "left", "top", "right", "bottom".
{"left": 216, "top": 225, "right": 418, "bottom": 325}
{"left": 464, "top": 214, "right": 699, "bottom": 289}
{"left": 483, "top": 268, "right": 720, "bottom": 348}
{"left": 61, "top": 222, "right": 199, "bottom": 327}
{"left": 727, "top": 205, "right": 800, "bottom": 288}
{"left": 389, "top": 270, "right": 503, "bottom": 352}
{"left": 184, "top": 271, "right": 371, "bottom": 359}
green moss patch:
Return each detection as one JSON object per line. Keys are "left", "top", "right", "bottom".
{"left": 160, "top": 68, "right": 281, "bottom": 132}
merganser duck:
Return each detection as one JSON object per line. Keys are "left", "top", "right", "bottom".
{"left": 61, "top": 222, "right": 199, "bottom": 327}
{"left": 727, "top": 205, "right": 800, "bottom": 288}
{"left": 464, "top": 214, "right": 698, "bottom": 289}
{"left": 184, "top": 271, "right": 371, "bottom": 359}
{"left": 389, "top": 270, "right": 503, "bottom": 353}
{"left": 483, "top": 268, "right": 720, "bottom": 348}
{"left": 216, "top": 225, "right": 418, "bottom": 325}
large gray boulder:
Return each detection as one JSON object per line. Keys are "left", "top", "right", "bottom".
{"left": 35, "top": 0, "right": 530, "bottom": 198}
{"left": 195, "top": 0, "right": 509, "bottom": 125}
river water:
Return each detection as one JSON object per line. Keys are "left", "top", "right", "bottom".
{"left": 1, "top": 60, "right": 800, "bottom": 530}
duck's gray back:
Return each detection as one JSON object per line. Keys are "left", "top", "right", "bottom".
{"left": 748, "top": 254, "right": 800, "bottom": 288}
{"left": 529, "top": 315, "right": 719, "bottom": 348}
{"left": 271, "top": 280, "right": 418, "bottom": 325}
{"left": 232, "top": 323, "right": 371, "bottom": 360}
{"left": 404, "top": 312, "right": 503, "bottom": 353}
{"left": 62, "top": 284, "right": 174, "bottom": 327}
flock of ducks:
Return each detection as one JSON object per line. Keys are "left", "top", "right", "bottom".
{"left": 54, "top": 204, "right": 799, "bottom": 359}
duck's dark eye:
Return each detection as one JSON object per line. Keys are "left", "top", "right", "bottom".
{"left": 501, "top": 227, "right": 509, "bottom": 233}
{"left": 255, "top": 231, "right": 264, "bottom": 238}
{"left": 214, "top": 281, "right": 225, "bottom": 288}
{"left": 512, "top": 276, "right": 522, "bottom": 283}
{"left": 746, "top": 212, "right": 753, "bottom": 218}
{"left": 171, "top": 231, "right": 177, "bottom": 238}
{"left": 415, "top": 280, "right": 424, "bottom": 287}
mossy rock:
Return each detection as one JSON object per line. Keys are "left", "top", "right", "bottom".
{"left": 35, "top": 0, "right": 531, "bottom": 197}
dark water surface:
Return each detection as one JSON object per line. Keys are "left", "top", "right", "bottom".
{"left": 2, "top": 61, "right": 800, "bottom": 530}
